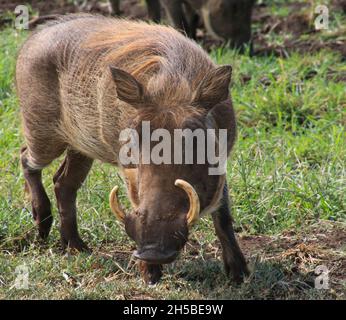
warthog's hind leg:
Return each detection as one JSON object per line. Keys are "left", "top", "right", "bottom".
{"left": 54, "top": 149, "right": 93, "bottom": 252}
{"left": 212, "top": 183, "right": 249, "bottom": 283}
{"left": 20, "top": 146, "right": 53, "bottom": 239}
{"left": 146, "top": 0, "right": 161, "bottom": 23}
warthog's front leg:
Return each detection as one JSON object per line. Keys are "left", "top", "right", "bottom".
{"left": 212, "top": 183, "right": 249, "bottom": 283}
{"left": 54, "top": 149, "right": 93, "bottom": 252}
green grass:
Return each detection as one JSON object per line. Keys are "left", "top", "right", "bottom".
{"left": 0, "top": 3, "right": 345, "bottom": 299}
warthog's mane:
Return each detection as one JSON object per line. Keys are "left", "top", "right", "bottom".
{"left": 81, "top": 15, "right": 215, "bottom": 109}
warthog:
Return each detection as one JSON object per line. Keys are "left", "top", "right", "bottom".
{"left": 16, "top": 14, "right": 248, "bottom": 284}
{"left": 160, "top": 0, "right": 255, "bottom": 49}
{"left": 109, "top": 0, "right": 161, "bottom": 22}
{"left": 112, "top": 0, "right": 255, "bottom": 49}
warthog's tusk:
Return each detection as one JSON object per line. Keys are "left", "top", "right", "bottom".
{"left": 109, "top": 186, "right": 126, "bottom": 223}
{"left": 175, "top": 179, "right": 200, "bottom": 227}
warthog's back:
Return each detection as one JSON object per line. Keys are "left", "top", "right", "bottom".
{"left": 16, "top": 14, "right": 215, "bottom": 164}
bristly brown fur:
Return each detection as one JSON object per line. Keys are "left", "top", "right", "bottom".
{"left": 83, "top": 18, "right": 215, "bottom": 107}
{"left": 17, "top": 14, "right": 215, "bottom": 166}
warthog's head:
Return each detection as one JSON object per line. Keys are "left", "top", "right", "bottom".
{"left": 203, "top": 0, "right": 255, "bottom": 49}
{"left": 108, "top": 65, "right": 236, "bottom": 265}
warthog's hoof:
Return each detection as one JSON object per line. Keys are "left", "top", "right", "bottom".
{"left": 61, "top": 236, "right": 91, "bottom": 254}
{"left": 224, "top": 259, "right": 249, "bottom": 284}
{"left": 37, "top": 223, "right": 52, "bottom": 240}
{"left": 33, "top": 210, "right": 53, "bottom": 240}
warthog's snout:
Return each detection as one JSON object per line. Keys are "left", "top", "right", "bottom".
{"left": 134, "top": 246, "right": 179, "bottom": 264}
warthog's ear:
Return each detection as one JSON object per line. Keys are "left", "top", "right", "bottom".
{"left": 110, "top": 66, "right": 147, "bottom": 108}
{"left": 193, "top": 65, "right": 232, "bottom": 109}
{"left": 205, "top": 100, "right": 237, "bottom": 155}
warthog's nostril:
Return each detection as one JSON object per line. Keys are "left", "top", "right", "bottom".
{"left": 134, "top": 247, "right": 178, "bottom": 264}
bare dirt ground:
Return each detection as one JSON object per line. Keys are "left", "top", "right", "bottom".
{"left": 251, "top": 1, "right": 346, "bottom": 58}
